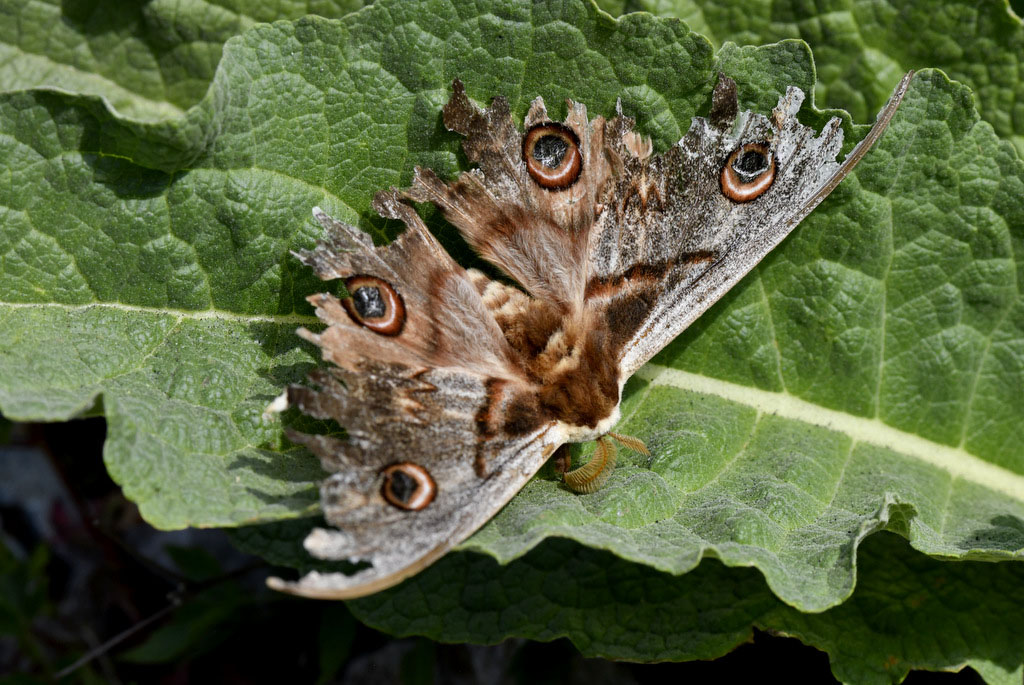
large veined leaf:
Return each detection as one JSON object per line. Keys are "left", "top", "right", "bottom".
{"left": 353, "top": 534, "right": 1024, "bottom": 685}
{"left": 0, "top": 0, "right": 366, "bottom": 121}
{"left": 598, "top": 0, "right": 1024, "bottom": 157}
{"left": 230, "top": 523, "right": 1024, "bottom": 682}
{"left": 2, "top": 0, "right": 1024, "bottom": 668}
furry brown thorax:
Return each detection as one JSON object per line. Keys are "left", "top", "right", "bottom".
{"left": 472, "top": 274, "right": 621, "bottom": 433}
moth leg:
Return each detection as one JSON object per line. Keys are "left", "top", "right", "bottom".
{"left": 607, "top": 431, "right": 650, "bottom": 456}
{"left": 550, "top": 443, "right": 573, "bottom": 475}
{"left": 563, "top": 435, "right": 617, "bottom": 493}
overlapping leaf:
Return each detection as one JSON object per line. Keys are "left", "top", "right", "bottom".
{"left": 233, "top": 521, "right": 1024, "bottom": 681}
{"left": 0, "top": 0, "right": 366, "bottom": 121}
{"left": 342, "top": 534, "right": 1024, "bottom": 684}
{"left": 600, "top": 0, "right": 1024, "bottom": 156}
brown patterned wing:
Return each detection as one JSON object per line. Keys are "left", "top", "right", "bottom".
{"left": 270, "top": 202, "right": 564, "bottom": 598}
{"left": 404, "top": 80, "right": 618, "bottom": 313}
{"left": 270, "top": 362, "right": 561, "bottom": 599}
{"left": 272, "top": 73, "right": 914, "bottom": 597}
{"left": 292, "top": 194, "right": 514, "bottom": 378}
{"left": 585, "top": 72, "right": 915, "bottom": 377}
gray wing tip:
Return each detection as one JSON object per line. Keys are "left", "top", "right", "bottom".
{"left": 311, "top": 206, "right": 332, "bottom": 227}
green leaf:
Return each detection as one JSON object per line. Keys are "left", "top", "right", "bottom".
{"left": 0, "top": 0, "right": 368, "bottom": 121}
{"left": 608, "top": 0, "right": 1024, "bottom": 157}
{"left": 316, "top": 604, "right": 356, "bottom": 685}
{"left": 3, "top": 0, "right": 1024, "bottom": 665}
{"left": 346, "top": 533, "right": 1024, "bottom": 684}
{"left": 165, "top": 544, "right": 224, "bottom": 582}
{"left": 458, "top": 69, "right": 1024, "bottom": 612}
{"left": 0, "top": 1, "right": 716, "bottom": 527}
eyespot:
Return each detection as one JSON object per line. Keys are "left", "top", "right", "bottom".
{"left": 720, "top": 142, "right": 776, "bottom": 202}
{"left": 523, "top": 123, "right": 582, "bottom": 190}
{"left": 341, "top": 275, "right": 405, "bottom": 336}
{"left": 381, "top": 463, "right": 436, "bottom": 511}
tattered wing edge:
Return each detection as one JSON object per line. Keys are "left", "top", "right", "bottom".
{"left": 795, "top": 70, "right": 915, "bottom": 221}
{"left": 618, "top": 70, "right": 916, "bottom": 377}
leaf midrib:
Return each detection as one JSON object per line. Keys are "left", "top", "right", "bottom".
{"left": 636, "top": 363, "right": 1024, "bottom": 500}
{"left": 12, "top": 302, "right": 1015, "bottom": 500}
{"left": 0, "top": 300, "right": 319, "bottom": 325}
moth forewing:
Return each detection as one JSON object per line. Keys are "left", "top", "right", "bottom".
{"left": 801, "top": 70, "right": 915, "bottom": 213}
{"left": 613, "top": 71, "right": 916, "bottom": 378}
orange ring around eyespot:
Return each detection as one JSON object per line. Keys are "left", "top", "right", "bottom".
{"left": 381, "top": 463, "right": 436, "bottom": 511}
{"left": 341, "top": 275, "right": 405, "bottom": 336}
{"left": 523, "top": 123, "right": 583, "bottom": 190}
{"left": 720, "top": 142, "right": 776, "bottom": 203}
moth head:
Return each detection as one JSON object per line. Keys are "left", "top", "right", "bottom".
{"left": 720, "top": 141, "right": 776, "bottom": 202}
{"left": 341, "top": 275, "right": 406, "bottom": 336}
{"left": 380, "top": 462, "right": 436, "bottom": 511}
{"left": 522, "top": 122, "right": 583, "bottom": 190}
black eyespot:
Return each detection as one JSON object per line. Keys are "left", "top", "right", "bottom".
{"left": 735, "top": 148, "right": 768, "bottom": 176}
{"left": 341, "top": 275, "right": 405, "bottom": 336}
{"left": 389, "top": 470, "right": 417, "bottom": 501}
{"left": 533, "top": 134, "right": 569, "bottom": 168}
{"left": 523, "top": 123, "right": 582, "bottom": 190}
{"left": 381, "top": 463, "right": 436, "bottom": 511}
{"left": 721, "top": 142, "right": 776, "bottom": 202}
{"left": 352, "top": 286, "right": 386, "bottom": 318}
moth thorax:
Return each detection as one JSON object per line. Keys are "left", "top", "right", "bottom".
{"left": 559, "top": 405, "right": 622, "bottom": 443}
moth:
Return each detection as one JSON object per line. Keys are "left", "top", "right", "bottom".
{"left": 268, "top": 72, "right": 914, "bottom": 599}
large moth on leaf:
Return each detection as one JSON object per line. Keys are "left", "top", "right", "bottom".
{"left": 268, "top": 72, "right": 914, "bottom": 598}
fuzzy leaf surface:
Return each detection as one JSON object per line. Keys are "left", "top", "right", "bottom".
{"left": 2, "top": 0, "right": 1023, "bottom": 621}
{"left": 600, "top": 0, "right": 1024, "bottom": 156}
